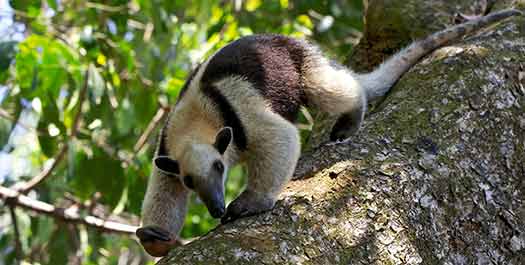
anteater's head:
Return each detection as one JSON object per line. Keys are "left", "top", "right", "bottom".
{"left": 157, "top": 126, "right": 231, "bottom": 218}
{"left": 137, "top": 127, "right": 232, "bottom": 256}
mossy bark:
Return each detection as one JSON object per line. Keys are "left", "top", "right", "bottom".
{"left": 158, "top": 1, "right": 525, "bottom": 264}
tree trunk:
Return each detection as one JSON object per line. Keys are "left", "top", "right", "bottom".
{"left": 158, "top": 1, "right": 525, "bottom": 264}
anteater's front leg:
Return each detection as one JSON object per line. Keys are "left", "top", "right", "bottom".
{"left": 221, "top": 114, "right": 300, "bottom": 223}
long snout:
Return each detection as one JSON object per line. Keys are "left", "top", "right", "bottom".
{"left": 199, "top": 186, "right": 225, "bottom": 218}
{"left": 208, "top": 201, "right": 225, "bottom": 218}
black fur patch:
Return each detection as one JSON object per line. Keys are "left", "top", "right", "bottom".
{"left": 201, "top": 84, "right": 248, "bottom": 151}
{"left": 201, "top": 34, "right": 307, "bottom": 121}
{"left": 330, "top": 114, "right": 354, "bottom": 141}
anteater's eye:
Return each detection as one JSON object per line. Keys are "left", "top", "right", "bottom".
{"left": 213, "top": 160, "right": 224, "bottom": 174}
{"left": 183, "top": 175, "right": 194, "bottom": 189}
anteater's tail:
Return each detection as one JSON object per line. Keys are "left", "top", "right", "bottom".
{"left": 359, "top": 9, "right": 523, "bottom": 100}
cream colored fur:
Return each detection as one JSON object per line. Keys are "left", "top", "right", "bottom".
{"left": 141, "top": 168, "right": 189, "bottom": 236}
{"left": 140, "top": 57, "right": 223, "bottom": 237}
{"left": 214, "top": 76, "right": 301, "bottom": 201}
{"left": 141, "top": 72, "right": 301, "bottom": 236}
{"left": 301, "top": 44, "right": 366, "bottom": 115}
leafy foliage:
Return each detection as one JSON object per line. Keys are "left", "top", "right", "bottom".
{"left": 0, "top": 0, "right": 362, "bottom": 264}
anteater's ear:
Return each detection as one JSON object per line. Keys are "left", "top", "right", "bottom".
{"left": 214, "top": 127, "right": 232, "bottom": 154}
{"left": 154, "top": 156, "right": 180, "bottom": 175}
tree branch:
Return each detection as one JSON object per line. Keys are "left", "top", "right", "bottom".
{"left": 1, "top": 185, "right": 138, "bottom": 234}
{"left": 16, "top": 144, "right": 68, "bottom": 194}
{"left": 0, "top": 108, "right": 44, "bottom": 135}
{"left": 84, "top": 2, "right": 129, "bottom": 13}
{"left": 8, "top": 205, "right": 23, "bottom": 261}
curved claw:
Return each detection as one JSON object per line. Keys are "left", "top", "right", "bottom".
{"left": 220, "top": 191, "right": 275, "bottom": 224}
{"left": 221, "top": 208, "right": 251, "bottom": 224}
{"left": 136, "top": 226, "right": 171, "bottom": 242}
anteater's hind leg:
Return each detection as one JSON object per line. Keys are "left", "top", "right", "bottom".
{"left": 330, "top": 101, "right": 366, "bottom": 141}
{"left": 301, "top": 48, "right": 367, "bottom": 141}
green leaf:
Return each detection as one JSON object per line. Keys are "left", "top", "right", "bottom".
{"left": 37, "top": 94, "right": 63, "bottom": 157}
{"left": 69, "top": 145, "right": 126, "bottom": 208}
{"left": 47, "top": 226, "right": 72, "bottom": 265}
{"left": 125, "top": 166, "right": 148, "bottom": 215}
{"left": 0, "top": 224, "right": 17, "bottom": 264}
{"left": 15, "top": 35, "right": 81, "bottom": 99}
{"left": 206, "top": 16, "right": 226, "bottom": 37}
{"left": 46, "top": 0, "right": 57, "bottom": 10}
{"left": 9, "top": 0, "right": 42, "bottom": 12}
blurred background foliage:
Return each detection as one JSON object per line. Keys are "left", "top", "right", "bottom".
{"left": 0, "top": 0, "right": 363, "bottom": 264}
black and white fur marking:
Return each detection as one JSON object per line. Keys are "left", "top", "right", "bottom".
{"left": 137, "top": 9, "right": 522, "bottom": 257}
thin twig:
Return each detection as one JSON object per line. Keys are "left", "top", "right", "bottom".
{"left": 9, "top": 205, "right": 23, "bottom": 261}
{"left": 1, "top": 186, "right": 138, "bottom": 234}
{"left": 133, "top": 107, "right": 169, "bottom": 153}
{"left": 84, "top": 2, "right": 128, "bottom": 12}
{"left": 0, "top": 108, "right": 44, "bottom": 134}
{"left": 70, "top": 69, "right": 90, "bottom": 138}
{"left": 17, "top": 144, "right": 68, "bottom": 194}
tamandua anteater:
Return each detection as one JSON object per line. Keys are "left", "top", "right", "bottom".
{"left": 136, "top": 9, "right": 522, "bottom": 257}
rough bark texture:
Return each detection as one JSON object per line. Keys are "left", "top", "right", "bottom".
{"left": 158, "top": 1, "right": 525, "bottom": 264}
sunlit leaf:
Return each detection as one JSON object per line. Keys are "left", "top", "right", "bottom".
{"left": 245, "top": 0, "right": 262, "bottom": 12}
{"left": 9, "top": 0, "right": 42, "bottom": 12}
{"left": 96, "top": 53, "right": 107, "bottom": 66}
{"left": 15, "top": 35, "right": 81, "bottom": 99}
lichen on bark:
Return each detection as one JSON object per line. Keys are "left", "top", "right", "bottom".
{"left": 157, "top": 1, "right": 525, "bottom": 264}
